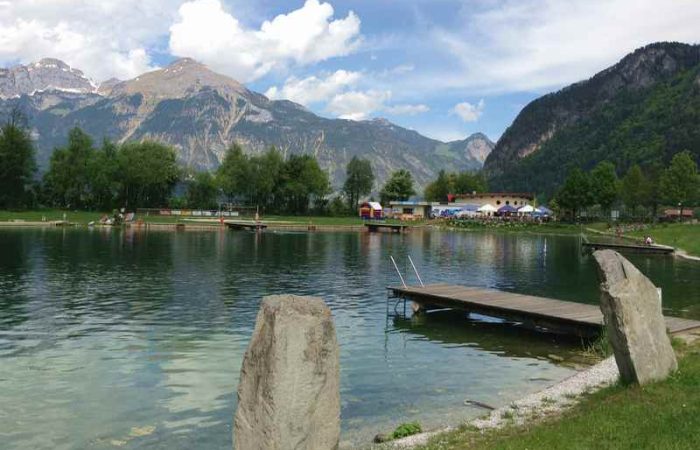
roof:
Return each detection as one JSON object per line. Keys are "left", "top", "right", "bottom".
{"left": 368, "top": 201, "right": 382, "bottom": 210}
{"left": 453, "top": 192, "right": 535, "bottom": 200}
{"left": 389, "top": 201, "right": 432, "bottom": 206}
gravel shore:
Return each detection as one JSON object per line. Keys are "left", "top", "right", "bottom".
{"left": 382, "top": 356, "right": 619, "bottom": 448}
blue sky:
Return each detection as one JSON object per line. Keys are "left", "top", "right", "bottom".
{"left": 2, "top": 0, "right": 700, "bottom": 142}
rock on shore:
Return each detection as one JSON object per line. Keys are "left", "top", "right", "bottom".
{"left": 234, "top": 295, "right": 340, "bottom": 450}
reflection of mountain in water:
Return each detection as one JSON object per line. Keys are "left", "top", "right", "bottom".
{"left": 392, "top": 311, "right": 596, "bottom": 367}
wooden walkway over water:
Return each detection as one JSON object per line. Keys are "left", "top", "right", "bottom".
{"left": 582, "top": 241, "right": 674, "bottom": 255}
{"left": 389, "top": 283, "right": 700, "bottom": 338}
{"left": 225, "top": 221, "right": 267, "bottom": 231}
{"left": 365, "top": 223, "right": 410, "bottom": 233}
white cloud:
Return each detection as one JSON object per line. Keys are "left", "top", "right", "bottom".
{"left": 452, "top": 99, "right": 485, "bottom": 122}
{"left": 384, "top": 104, "right": 429, "bottom": 115}
{"left": 169, "top": 0, "right": 361, "bottom": 82}
{"left": 266, "top": 68, "right": 430, "bottom": 119}
{"left": 326, "top": 90, "right": 390, "bottom": 120}
{"left": 265, "top": 69, "right": 361, "bottom": 105}
{"left": 433, "top": 0, "right": 700, "bottom": 92}
{"left": 0, "top": 0, "right": 179, "bottom": 81}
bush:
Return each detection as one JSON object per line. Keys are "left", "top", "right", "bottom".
{"left": 391, "top": 421, "right": 422, "bottom": 439}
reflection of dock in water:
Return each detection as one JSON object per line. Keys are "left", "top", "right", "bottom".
{"left": 391, "top": 311, "right": 592, "bottom": 365}
{"left": 389, "top": 283, "right": 700, "bottom": 339}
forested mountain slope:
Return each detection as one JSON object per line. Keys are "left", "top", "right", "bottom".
{"left": 484, "top": 42, "right": 700, "bottom": 196}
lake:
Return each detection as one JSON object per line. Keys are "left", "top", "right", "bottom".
{"left": 1, "top": 227, "right": 699, "bottom": 449}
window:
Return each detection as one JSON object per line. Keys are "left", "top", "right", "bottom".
{"left": 496, "top": 200, "right": 501, "bottom": 205}
{"left": 514, "top": 201, "right": 518, "bottom": 205}
{"left": 506, "top": 201, "right": 510, "bottom": 205}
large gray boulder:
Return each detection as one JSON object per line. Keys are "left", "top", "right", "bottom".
{"left": 234, "top": 295, "right": 340, "bottom": 450}
{"left": 593, "top": 250, "right": 677, "bottom": 384}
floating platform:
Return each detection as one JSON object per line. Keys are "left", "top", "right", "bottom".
{"left": 225, "top": 221, "right": 267, "bottom": 231}
{"left": 388, "top": 283, "right": 700, "bottom": 339}
{"left": 364, "top": 223, "right": 410, "bottom": 233}
{"left": 582, "top": 241, "right": 674, "bottom": 255}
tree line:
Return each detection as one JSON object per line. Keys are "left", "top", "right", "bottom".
{"left": 554, "top": 152, "right": 700, "bottom": 219}
{"left": 0, "top": 114, "right": 421, "bottom": 215}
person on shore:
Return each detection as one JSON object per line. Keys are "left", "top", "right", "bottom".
{"left": 645, "top": 236, "right": 653, "bottom": 246}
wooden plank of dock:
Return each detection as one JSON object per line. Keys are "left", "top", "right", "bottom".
{"left": 388, "top": 283, "right": 700, "bottom": 338}
{"left": 582, "top": 241, "right": 674, "bottom": 255}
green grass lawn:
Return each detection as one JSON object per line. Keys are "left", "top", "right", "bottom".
{"left": 625, "top": 223, "right": 700, "bottom": 257}
{"left": 0, "top": 209, "right": 187, "bottom": 225}
{"left": 415, "top": 341, "right": 700, "bottom": 450}
{"left": 0, "top": 210, "right": 429, "bottom": 227}
{"left": 586, "top": 222, "right": 700, "bottom": 257}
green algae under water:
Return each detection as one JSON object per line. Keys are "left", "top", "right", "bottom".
{"left": 1, "top": 227, "right": 699, "bottom": 449}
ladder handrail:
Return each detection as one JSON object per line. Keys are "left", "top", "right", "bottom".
{"left": 389, "top": 255, "right": 407, "bottom": 288}
{"left": 407, "top": 255, "right": 424, "bottom": 287}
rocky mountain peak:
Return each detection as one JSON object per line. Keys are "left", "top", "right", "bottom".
{"left": 447, "top": 133, "right": 495, "bottom": 165}
{"left": 108, "top": 57, "right": 248, "bottom": 99}
{"left": 0, "top": 58, "right": 95, "bottom": 98}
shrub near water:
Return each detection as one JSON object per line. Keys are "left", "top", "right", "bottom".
{"left": 392, "top": 422, "right": 422, "bottom": 439}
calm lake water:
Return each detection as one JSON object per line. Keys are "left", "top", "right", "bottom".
{"left": 1, "top": 227, "right": 699, "bottom": 449}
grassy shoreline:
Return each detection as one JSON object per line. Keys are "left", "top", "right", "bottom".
{"left": 587, "top": 222, "right": 700, "bottom": 257}
{"left": 0, "top": 210, "right": 428, "bottom": 227}
{"left": 412, "top": 338, "right": 700, "bottom": 450}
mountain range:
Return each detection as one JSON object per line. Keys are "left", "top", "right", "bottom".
{"left": 484, "top": 42, "right": 700, "bottom": 196}
{"left": 0, "top": 58, "right": 492, "bottom": 188}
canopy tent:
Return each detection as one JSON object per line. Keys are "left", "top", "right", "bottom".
{"left": 535, "top": 206, "right": 553, "bottom": 216}
{"left": 517, "top": 204, "right": 535, "bottom": 214}
{"left": 497, "top": 204, "right": 518, "bottom": 213}
{"left": 477, "top": 204, "right": 497, "bottom": 213}
{"left": 461, "top": 204, "right": 481, "bottom": 212}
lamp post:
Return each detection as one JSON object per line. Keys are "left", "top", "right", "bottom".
{"left": 678, "top": 202, "right": 682, "bottom": 223}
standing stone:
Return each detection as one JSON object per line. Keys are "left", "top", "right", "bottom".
{"left": 234, "top": 295, "right": 340, "bottom": 450}
{"left": 593, "top": 250, "right": 677, "bottom": 384}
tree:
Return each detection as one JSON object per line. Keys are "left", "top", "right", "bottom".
{"left": 43, "top": 127, "right": 95, "bottom": 208}
{"left": 343, "top": 156, "right": 374, "bottom": 210}
{"left": 248, "top": 147, "right": 284, "bottom": 210}
{"left": 216, "top": 143, "right": 250, "bottom": 203}
{"left": 87, "top": 139, "right": 121, "bottom": 210}
{"left": 453, "top": 171, "right": 487, "bottom": 194}
{"left": 590, "top": 161, "right": 619, "bottom": 212}
{"left": 555, "top": 168, "right": 594, "bottom": 219}
{"left": 380, "top": 169, "right": 415, "bottom": 204}
{"left": 0, "top": 109, "right": 36, "bottom": 209}
{"left": 659, "top": 151, "right": 699, "bottom": 217}
{"left": 620, "top": 165, "right": 646, "bottom": 215}
{"left": 278, "top": 154, "right": 330, "bottom": 214}
{"left": 118, "top": 141, "right": 180, "bottom": 208}
{"left": 424, "top": 170, "right": 451, "bottom": 202}
{"left": 186, "top": 171, "right": 218, "bottom": 209}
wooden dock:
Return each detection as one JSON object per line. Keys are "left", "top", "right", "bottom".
{"left": 225, "top": 221, "right": 267, "bottom": 231}
{"left": 389, "top": 283, "right": 700, "bottom": 338}
{"left": 582, "top": 241, "right": 674, "bottom": 255}
{"left": 365, "top": 222, "right": 410, "bottom": 233}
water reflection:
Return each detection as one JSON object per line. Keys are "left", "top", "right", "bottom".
{"left": 0, "top": 228, "right": 698, "bottom": 449}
